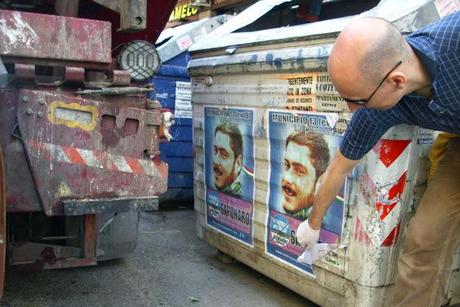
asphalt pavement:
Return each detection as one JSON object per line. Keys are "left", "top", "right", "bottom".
{"left": 1, "top": 209, "right": 315, "bottom": 307}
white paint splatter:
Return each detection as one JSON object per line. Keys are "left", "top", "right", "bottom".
{"left": 0, "top": 12, "right": 39, "bottom": 53}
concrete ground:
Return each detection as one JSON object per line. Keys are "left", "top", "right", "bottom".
{"left": 1, "top": 209, "right": 316, "bottom": 307}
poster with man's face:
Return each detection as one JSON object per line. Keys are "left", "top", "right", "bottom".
{"left": 266, "top": 110, "right": 345, "bottom": 275}
{"left": 204, "top": 107, "right": 255, "bottom": 246}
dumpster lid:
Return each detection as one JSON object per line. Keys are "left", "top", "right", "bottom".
{"left": 157, "top": 19, "right": 208, "bottom": 45}
{"left": 189, "top": 0, "right": 436, "bottom": 53}
{"left": 156, "top": 15, "right": 231, "bottom": 63}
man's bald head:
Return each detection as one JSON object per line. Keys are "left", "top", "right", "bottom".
{"left": 328, "top": 17, "right": 408, "bottom": 97}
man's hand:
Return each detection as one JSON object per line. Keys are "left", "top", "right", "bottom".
{"left": 296, "top": 219, "right": 320, "bottom": 250}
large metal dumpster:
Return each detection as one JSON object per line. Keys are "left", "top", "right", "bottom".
{"left": 150, "top": 17, "right": 229, "bottom": 204}
{"left": 188, "top": 0, "right": 460, "bottom": 306}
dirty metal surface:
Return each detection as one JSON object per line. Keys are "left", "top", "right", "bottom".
{"left": 15, "top": 89, "right": 167, "bottom": 216}
{"left": 0, "top": 9, "right": 111, "bottom": 63}
{"left": 0, "top": 145, "right": 5, "bottom": 298}
{"left": 8, "top": 210, "right": 140, "bottom": 270}
{"left": 63, "top": 197, "right": 159, "bottom": 216}
{"left": 0, "top": 90, "right": 41, "bottom": 212}
{"left": 9, "top": 214, "right": 98, "bottom": 270}
{"left": 119, "top": 0, "right": 147, "bottom": 31}
{"left": 83, "top": 215, "right": 96, "bottom": 262}
{"left": 188, "top": 1, "right": 447, "bottom": 305}
{"left": 157, "top": 16, "right": 230, "bottom": 64}
{"left": 0, "top": 57, "right": 7, "bottom": 88}
{"left": 191, "top": 71, "right": 431, "bottom": 306}
{"left": 10, "top": 64, "right": 130, "bottom": 88}
{"left": 10, "top": 242, "right": 82, "bottom": 265}
{"left": 97, "top": 210, "right": 140, "bottom": 261}
{"left": 91, "top": 0, "right": 147, "bottom": 31}
{"left": 189, "top": 0, "right": 437, "bottom": 53}
{"left": 79, "top": 0, "right": 178, "bottom": 49}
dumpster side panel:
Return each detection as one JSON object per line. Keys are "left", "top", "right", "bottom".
{"left": 190, "top": 45, "right": 450, "bottom": 306}
{"left": 189, "top": 1, "right": 457, "bottom": 305}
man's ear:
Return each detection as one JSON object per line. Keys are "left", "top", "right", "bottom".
{"left": 390, "top": 72, "right": 407, "bottom": 90}
{"left": 234, "top": 154, "right": 243, "bottom": 176}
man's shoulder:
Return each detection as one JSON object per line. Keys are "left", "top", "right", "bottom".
{"left": 340, "top": 105, "right": 414, "bottom": 160}
{"left": 348, "top": 107, "right": 400, "bottom": 127}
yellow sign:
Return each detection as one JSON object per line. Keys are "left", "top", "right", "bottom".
{"left": 48, "top": 101, "right": 98, "bottom": 131}
{"left": 169, "top": 4, "right": 199, "bottom": 22}
{"left": 280, "top": 72, "right": 346, "bottom": 112}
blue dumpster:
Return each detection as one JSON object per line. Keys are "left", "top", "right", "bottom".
{"left": 149, "top": 52, "right": 194, "bottom": 204}
{"left": 150, "top": 16, "right": 230, "bottom": 205}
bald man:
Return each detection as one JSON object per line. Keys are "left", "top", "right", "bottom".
{"left": 296, "top": 13, "right": 459, "bottom": 307}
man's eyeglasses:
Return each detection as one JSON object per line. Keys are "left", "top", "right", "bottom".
{"left": 343, "top": 60, "right": 403, "bottom": 106}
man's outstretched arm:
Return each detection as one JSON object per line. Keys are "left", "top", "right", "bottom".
{"left": 297, "top": 149, "right": 359, "bottom": 248}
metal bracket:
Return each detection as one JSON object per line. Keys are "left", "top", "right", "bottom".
{"left": 0, "top": 57, "right": 8, "bottom": 88}
{"left": 11, "top": 122, "right": 22, "bottom": 141}
{"left": 75, "top": 86, "right": 152, "bottom": 96}
{"left": 189, "top": 0, "right": 211, "bottom": 7}
{"left": 92, "top": 0, "right": 147, "bottom": 31}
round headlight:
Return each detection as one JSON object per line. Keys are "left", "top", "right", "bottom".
{"left": 118, "top": 40, "right": 160, "bottom": 82}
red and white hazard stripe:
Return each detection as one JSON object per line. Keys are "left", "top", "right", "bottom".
{"left": 355, "top": 139, "right": 411, "bottom": 247}
{"left": 27, "top": 140, "right": 160, "bottom": 176}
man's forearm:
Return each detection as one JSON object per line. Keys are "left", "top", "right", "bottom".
{"left": 309, "top": 150, "right": 359, "bottom": 229}
{"left": 309, "top": 169, "right": 348, "bottom": 229}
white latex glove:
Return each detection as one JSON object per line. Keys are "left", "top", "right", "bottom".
{"left": 297, "top": 243, "right": 346, "bottom": 265}
{"left": 296, "top": 219, "right": 320, "bottom": 250}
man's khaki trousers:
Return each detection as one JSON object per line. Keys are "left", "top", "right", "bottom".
{"left": 392, "top": 137, "right": 460, "bottom": 306}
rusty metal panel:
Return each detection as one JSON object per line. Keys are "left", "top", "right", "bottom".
{"left": 16, "top": 89, "right": 167, "bottom": 216}
{"left": 10, "top": 242, "right": 82, "bottom": 265}
{"left": 0, "top": 57, "right": 6, "bottom": 88}
{"left": 63, "top": 197, "right": 159, "bottom": 216}
{"left": 0, "top": 9, "right": 111, "bottom": 63}
{"left": 9, "top": 241, "right": 97, "bottom": 269}
{"left": 0, "top": 90, "right": 42, "bottom": 212}
{"left": 79, "top": 0, "right": 178, "bottom": 49}
{"left": 0, "top": 145, "right": 6, "bottom": 297}
{"left": 91, "top": 0, "right": 148, "bottom": 31}
{"left": 83, "top": 215, "right": 96, "bottom": 261}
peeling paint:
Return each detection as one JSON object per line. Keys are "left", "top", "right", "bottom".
{"left": 0, "top": 12, "right": 39, "bottom": 53}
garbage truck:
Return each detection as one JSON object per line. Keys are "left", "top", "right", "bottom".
{"left": 0, "top": 0, "right": 178, "bottom": 296}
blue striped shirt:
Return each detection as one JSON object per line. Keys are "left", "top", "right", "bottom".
{"left": 340, "top": 12, "right": 460, "bottom": 160}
